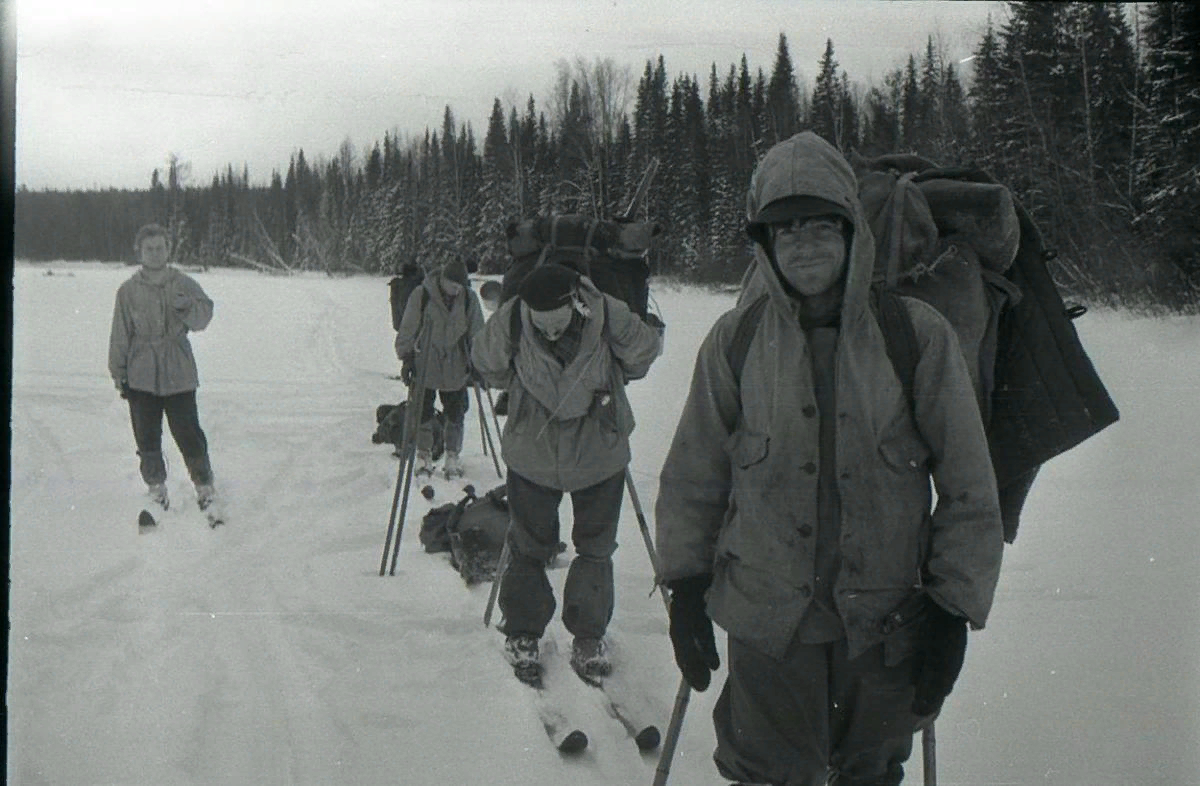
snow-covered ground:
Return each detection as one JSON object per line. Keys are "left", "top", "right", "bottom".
{"left": 8, "top": 261, "right": 1199, "bottom": 785}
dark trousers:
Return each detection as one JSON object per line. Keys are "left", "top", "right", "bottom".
{"left": 418, "top": 387, "right": 468, "bottom": 454}
{"left": 127, "top": 388, "right": 213, "bottom": 487}
{"left": 713, "top": 637, "right": 918, "bottom": 786}
{"left": 498, "top": 469, "right": 625, "bottom": 640}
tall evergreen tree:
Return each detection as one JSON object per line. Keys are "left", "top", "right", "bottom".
{"left": 765, "top": 33, "right": 801, "bottom": 145}
{"left": 1138, "top": 2, "right": 1200, "bottom": 289}
{"left": 812, "top": 39, "right": 841, "bottom": 147}
{"left": 901, "top": 55, "right": 922, "bottom": 151}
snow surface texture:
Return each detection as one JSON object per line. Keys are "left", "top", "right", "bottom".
{"left": 9, "top": 261, "right": 1199, "bottom": 785}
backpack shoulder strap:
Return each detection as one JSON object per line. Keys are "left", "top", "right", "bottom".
{"left": 870, "top": 284, "right": 920, "bottom": 417}
{"left": 727, "top": 294, "right": 770, "bottom": 384}
{"left": 508, "top": 298, "right": 522, "bottom": 349}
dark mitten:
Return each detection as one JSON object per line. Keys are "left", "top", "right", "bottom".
{"left": 400, "top": 354, "right": 415, "bottom": 387}
{"left": 911, "top": 602, "right": 969, "bottom": 716}
{"left": 667, "top": 574, "right": 720, "bottom": 691}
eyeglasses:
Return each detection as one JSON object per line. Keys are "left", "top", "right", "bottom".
{"left": 772, "top": 217, "right": 846, "bottom": 243}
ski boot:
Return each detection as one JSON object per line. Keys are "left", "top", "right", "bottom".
{"left": 442, "top": 452, "right": 464, "bottom": 480}
{"left": 414, "top": 450, "right": 436, "bottom": 478}
{"left": 196, "top": 484, "right": 225, "bottom": 527}
{"left": 147, "top": 482, "right": 170, "bottom": 512}
{"left": 504, "top": 634, "right": 543, "bottom": 687}
{"left": 570, "top": 637, "right": 611, "bottom": 683}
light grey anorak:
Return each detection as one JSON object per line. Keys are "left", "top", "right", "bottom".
{"left": 394, "top": 277, "right": 486, "bottom": 391}
{"left": 654, "top": 132, "right": 1004, "bottom": 661}
{"left": 471, "top": 279, "right": 661, "bottom": 492}
{"left": 108, "top": 267, "right": 213, "bottom": 396}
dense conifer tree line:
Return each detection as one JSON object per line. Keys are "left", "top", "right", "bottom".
{"left": 14, "top": 3, "right": 1199, "bottom": 310}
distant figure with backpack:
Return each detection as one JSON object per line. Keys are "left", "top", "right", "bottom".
{"left": 108, "top": 223, "right": 220, "bottom": 518}
{"left": 654, "top": 131, "right": 1004, "bottom": 786}
{"left": 394, "top": 258, "right": 485, "bottom": 480}
{"left": 471, "top": 263, "right": 661, "bottom": 685}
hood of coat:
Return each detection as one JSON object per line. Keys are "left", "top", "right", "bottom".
{"left": 745, "top": 131, "right": 877, "bottom": 327}
{"left": 421, "top": 273, "right": 461, "bottom": 312}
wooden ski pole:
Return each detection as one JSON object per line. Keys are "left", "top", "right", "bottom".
{"left": 622, "top": 469, "right": 694, "bottom": 786}
{"left": 387, "top": 332, "right": 434, "bottom": 576}
{"left": 654, "top": 680, "right": 692, "bottom": 786}
{"left": 483, "top": 385, "right": 503, "bottom": 445}
{"left": 483, "top": 536, "right": 510, "bottom": 628}
{"left": 621, "top": 157, "right": 660, "bottom": 220}
{"left": 378, "top": 356, "right": 427, "bottom": 575}
{"left": 472, "top": 380, "right": 503, "bottom": 479}
{"left": 378, "top": 442, "right": 413, "bottom": 576}
{"left": 923, "top": 723, "right": 936, "bottom": 786}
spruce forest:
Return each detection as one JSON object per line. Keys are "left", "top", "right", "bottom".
{"left": 14, "top": 3, "right": 1200, "bottom": 311}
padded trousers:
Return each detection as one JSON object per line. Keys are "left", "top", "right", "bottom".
{"left": 127, "top": 388, "right": 213, "bottom": 487}
{"left": 498, "top": 468, "right": 624, "bottom": 640}
{"left": 713, "top": 636, "right": 918, "bottom": 786}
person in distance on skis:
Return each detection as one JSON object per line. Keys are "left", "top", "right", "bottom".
{"left": 471, "top": 263, "right": 662, "bottom": 683}
{"left": 108, "top": 223, "right": 219, "bottom": 515}
{"left": 654, "top": 131, "right": 1004, "bottom": 786}
{"left": 394, "top": 258, "right": 486, "bottom": 480}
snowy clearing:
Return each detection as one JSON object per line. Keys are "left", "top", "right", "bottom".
{"left": 7, "top": 261, "right": 1199, "bottom": 785}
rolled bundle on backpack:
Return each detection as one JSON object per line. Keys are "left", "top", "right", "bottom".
{"left": 859, "top": 171, "right": 940, "bottom": 282}
{"left": 504, "top": 215, "right": 662, "bottom": 260}
{"left": 501, "top": 213, "right": 663, "bottom": 320}
{"left": 917, "top": 179, "right": 1020, "bottom": 274}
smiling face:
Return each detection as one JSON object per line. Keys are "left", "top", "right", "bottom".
{"left": 770, "top": 216, "right": 848, "bottom": 296}
{"left": 528, "top": 303, "right": 574, "bottom": 341}
{"left": 137, "top": 234, "right": 170, "bottom": 271}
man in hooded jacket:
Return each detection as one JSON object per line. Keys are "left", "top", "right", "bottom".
{"left": 654, "top": 132, "right": 1004, "bottom": 785}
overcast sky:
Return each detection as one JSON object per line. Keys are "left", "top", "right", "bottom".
{"left": 15, "top": 0, "right": 1010, "bottom": 191}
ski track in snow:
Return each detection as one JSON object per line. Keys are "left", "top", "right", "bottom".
{"left": 8, "top": 262, "right": 1200, "bottom": 785}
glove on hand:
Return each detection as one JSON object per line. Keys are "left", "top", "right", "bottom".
{"left": 667, "top": 574, "right": 720, "bottom": 692}
{"left": 398, "top": 352, "right": 417, "bottom": 387}
{"left": 117, "top": 380, "right": 130, "bottom": 399}
{"left": 171, "top": 291, "right": 192, "bottom": 311}
{"left": 911, "top": 601, "right": 969, "bottom": 716}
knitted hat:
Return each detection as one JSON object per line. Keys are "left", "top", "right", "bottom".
{"left": 518, "top": 264, "right": 580, "bottom": 312}
{"left": 441, "top": 258, "right": 469, "bottom": 287}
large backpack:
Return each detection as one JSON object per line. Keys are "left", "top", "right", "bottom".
{"left": 500, "top": 214, "right": 661, "bottom": 320}
{"left": 734, "top": 156, "right": 1119, "bottom": 542}
{"left": 387, "top": 262, "right": 425, "bottom": 332}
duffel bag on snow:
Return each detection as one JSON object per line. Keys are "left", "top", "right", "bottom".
{"left": 372, "top": 401, "right": 445, "bottom": 460}
{"left": 448, "top": 484, "right": 512, "bottom": 586}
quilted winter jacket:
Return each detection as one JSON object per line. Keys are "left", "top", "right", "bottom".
{"left": 394, "top": 277, "right": 486, "bottom": 391}
{"left": 471, "top": 279, "right": 661, "bottom": 492}
{"left": 654, "top": 132, "right": 1004, "bottom": 661}
{"left": 108, "top": 267, "right": 213, "bottom": 396}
